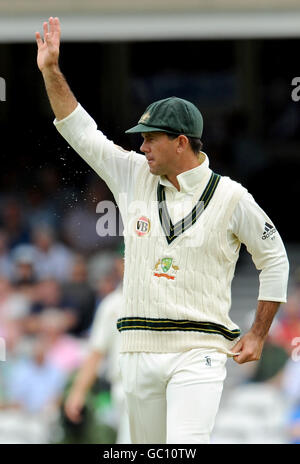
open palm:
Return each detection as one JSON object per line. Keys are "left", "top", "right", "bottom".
{"left": 36, "top": 17, "right": 61, "bottom": 72}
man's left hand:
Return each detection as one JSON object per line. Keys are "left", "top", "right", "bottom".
{"left": 231, "top": 331, "right": 265, "bottom": 364}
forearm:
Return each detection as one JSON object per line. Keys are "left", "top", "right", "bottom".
{"left": 232, "top": 300, "right": 280, "bottom": 363}
{"left": 71, "top": 351, "right": 103, "bottom": 396}
{"left": 250, "top": 300, "right": 281, "bottom": 339}
{"left": 42, "top": 64, "right": 78, "bottom": 120}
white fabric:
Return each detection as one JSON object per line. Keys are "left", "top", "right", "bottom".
{"left": 119, "top": 167, "right": 245, "bottom": 354}
{"left": 54, "top": 103, "right": 289, "bottom": 355}
{"left": 54, "top": 103, "right": 289, "bottom": 444}
{"left": 88, "top": 286, "right": 131, "bottom": 443}
{"left": 119, "top": 348, "right": 227, "bottom": 444}
{"left": 88, "top": 285, "right": 122, "bottom": 384}
{"left": 54, "top": 103, "right": 288, "bottom": 303}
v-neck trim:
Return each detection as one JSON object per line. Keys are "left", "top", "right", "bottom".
{"left": 157, "top": 172, "right": 221, "bottom": 245}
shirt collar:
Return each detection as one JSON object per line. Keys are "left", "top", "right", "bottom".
{"left": 159, "top": 152, "right": 211, "bottom": 194}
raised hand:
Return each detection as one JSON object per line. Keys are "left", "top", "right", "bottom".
{"left": 36, "top": 17, "right": 61, "bottom": 72}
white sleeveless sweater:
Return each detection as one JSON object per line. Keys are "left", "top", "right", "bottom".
{"left": 118, "top": 161, "right": 247, "bottom": 355}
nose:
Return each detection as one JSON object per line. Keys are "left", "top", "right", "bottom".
{"left": 140, "top": 140, "right": 149, "bottom": 153}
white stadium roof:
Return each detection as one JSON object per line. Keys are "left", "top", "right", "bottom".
{"left": 1, "top": 0, "right": 300, "bottom": 41}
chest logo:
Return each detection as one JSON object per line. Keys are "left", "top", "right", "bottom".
{"left": 153, "top": 258, "right": 179, "bottom": 280}
{"left": 135, "top": 216, "right": 151, "bottom": 236}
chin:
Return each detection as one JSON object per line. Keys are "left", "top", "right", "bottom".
{"left": 149, "top": 168, "right": 160, "bottom": 176}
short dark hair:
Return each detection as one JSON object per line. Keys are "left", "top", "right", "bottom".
{"left": 166, "top": 133, "right": 203, "bottom": 155}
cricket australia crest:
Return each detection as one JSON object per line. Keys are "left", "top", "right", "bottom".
{"left": 153, "top": 257, "right": 179, "bottom": 280}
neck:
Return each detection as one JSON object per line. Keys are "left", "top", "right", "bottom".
{"left": 166, "top": 151, "right": 205, "bottom": 191}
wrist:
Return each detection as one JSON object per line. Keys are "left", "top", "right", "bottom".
{"left": 248, "top": 326, "right": 268, "bottom": 340}
{"left": 41, "top": 63, "right": 61, "bottom": 77}
{"left": 71, "top": 385, "right": 87, "bottom": 398}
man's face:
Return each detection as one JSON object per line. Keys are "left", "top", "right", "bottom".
{"left": 140, "top": 132, "right": 177, "bottom": 176}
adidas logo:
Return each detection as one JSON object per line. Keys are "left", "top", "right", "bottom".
{"left": 262, "top": 222, "right": 276, "bottom": 240}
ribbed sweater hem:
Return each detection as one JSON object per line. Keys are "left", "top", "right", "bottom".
{"left": 119, "top": 330, "right": 240, "bottom": 357}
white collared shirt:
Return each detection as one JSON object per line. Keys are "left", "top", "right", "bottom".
{"left": 54, "top": 103, "right": 289, "bottom": 303}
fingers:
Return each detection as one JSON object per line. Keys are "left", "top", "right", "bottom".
{"left": 49, "top": 16, "right": 61, "bottom": 37}
{"left": 35, "top": 31, "right": 43, "bottom": 47}
{"left": 233, "top": 353, "right": 245, "bottom": 364}
{"left": 233, "top": 349, "right": 260, "bottom": 364}
{"left": 231, "top": 340, "right": 242, "bottom": 355}
{"left": 43, "top": 21, "right": 49, "bottom": 39}
{"left": 231, "top": 340, "right": 246, "bottom": 364}
{"left": 39, "top": 17, "right": 60, "bottom": 42}
{"left": 65, "top": 402, "right": 82, "bottom": 423}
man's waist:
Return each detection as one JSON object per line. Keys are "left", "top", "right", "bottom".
{"left": 117, "top": 316, "right": 240, "bottom": 341}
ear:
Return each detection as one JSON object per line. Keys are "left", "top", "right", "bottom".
{"left": 176, "top": 135, "right": 189, "bottom": 153}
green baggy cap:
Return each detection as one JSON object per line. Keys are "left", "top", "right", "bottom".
{"left": 125, "top": 96, "right": 203, "bottom": 138}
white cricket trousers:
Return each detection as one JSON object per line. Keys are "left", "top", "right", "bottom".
{"left": 119, "top": 348, "right": 227, "bottom": 444}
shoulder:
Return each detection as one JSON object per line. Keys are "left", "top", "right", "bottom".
{"left": 217, "top": 174, "right": 248, "bottom": 201}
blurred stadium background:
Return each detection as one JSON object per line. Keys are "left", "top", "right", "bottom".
{"left": 0, "top": 0, "right": 300, "bottom": 444}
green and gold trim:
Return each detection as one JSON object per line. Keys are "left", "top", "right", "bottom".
{"left": 157, "top": 172, "right": 221, "bottom": 244}
{"left": 117, "top": 317, "right": 240, "bottom": 341}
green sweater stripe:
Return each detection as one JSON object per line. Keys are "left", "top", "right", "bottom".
{"left": 157, "top": 172, "right": 220, "bottom": 244}
{"left": 117, "top": 317, "right": 240, "bottom": 341}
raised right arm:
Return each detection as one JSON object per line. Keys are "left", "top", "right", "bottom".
{"left": 36, "top": 17, "right": 146, "bottom": 206}
{"left": 36, "top": 17, "right": 77, "bottom": 120}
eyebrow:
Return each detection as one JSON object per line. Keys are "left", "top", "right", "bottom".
{"left": 142, "top": 132, "right": 160, "bottom": 139}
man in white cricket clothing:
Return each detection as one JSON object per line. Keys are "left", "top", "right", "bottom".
{"left": 36, "top": 17, "right": 289, "bottom": 444}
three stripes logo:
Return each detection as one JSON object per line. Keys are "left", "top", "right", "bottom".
{"left": 262, "top": 222, "right": 276, "bottom": 240}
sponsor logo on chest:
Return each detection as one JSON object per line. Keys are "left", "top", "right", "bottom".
{"left": 153, "top": 257, "right": 179, "bottom": 280}
{"left": 135, "top": 216, "right": 151, "bottom": 236}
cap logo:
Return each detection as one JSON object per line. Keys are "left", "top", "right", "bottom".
{"left": 139, "top": 111, "right": 151, "bottom": 124}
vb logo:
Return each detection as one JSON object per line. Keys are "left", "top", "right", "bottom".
{"left": 135, "top": 216, "right": 151, "bottom": 237}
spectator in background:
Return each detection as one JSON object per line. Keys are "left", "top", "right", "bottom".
{"left": 1, "top": 335, "right": 66, "bottom": 414}
{"left": 26, "top": 278, "right": 78, "bottom": 336}
{"left": 37, "top": 309, "right": 86, "bottom": 375}
{"left": 94, "top": 273, "right": 119, "bottom": 309}
{"left": 25, "top": 186, "right": 59, "bottom": 232}
{"left": 0, "top": 196, "right": 30, "bottom": 250}
{"left": 270, "top": 268, "right": 300, "bottom": 355}
{"left": 64, "top": 255, "right": 130, "bottom": 443}
{"left": 0, "top": 277, "right": 30, "bottom": 352}
{"left": 286, "top": 404, "right": 300, "bottom": 444}
{"left": 0, "top": 229, "right": 14, "bottom": 279}
{"left": 31, "top": 224, "right": 74, "bottom": 282}
{"left": 61, "top": 255, "right": 96, "bottom": 336}
{"left": 11, "top": 244, "right": 37, "bottom": 286}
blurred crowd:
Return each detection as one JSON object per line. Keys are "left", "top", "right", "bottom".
{"left": 1, "top": 169, "right": 300, "bottom": 443}
{"left": 0, "top": 173, "right": 124, "bottom": 443}
{"left": 212, "top": 267, "right": 300, "bottom": 444}
{"left": 0, "top": 149, "right": 299, "bottom": 444}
